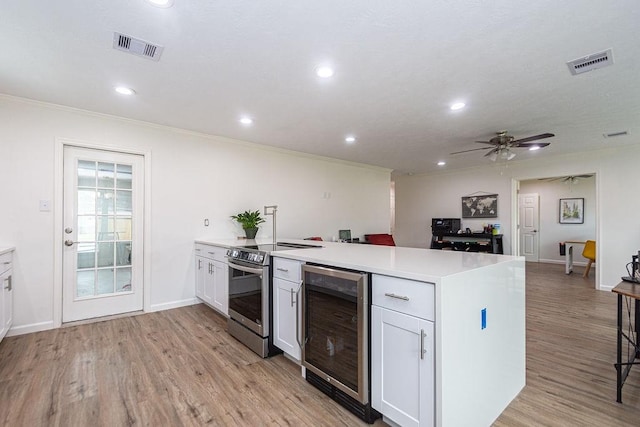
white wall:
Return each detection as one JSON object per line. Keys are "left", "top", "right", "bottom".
{"left": 0, "top": 95, "right": 391, "bottom": 333}
{"left": 520, "top": 176, "right": 596, "bottom": 263}
{"left": 395, "top": 144, "right": 640, "bottom": 290}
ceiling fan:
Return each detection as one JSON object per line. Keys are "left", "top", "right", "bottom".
{"left": 450, "top": 131, "right": 554, "bottom": 161}
{"left": 539, "top": 174, "right": 594, "bottom": 184}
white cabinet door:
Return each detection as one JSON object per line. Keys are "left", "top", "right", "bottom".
{"left": 195, "top": 255, "right": 206, "bottom": 300}
{"left": 212, "top": 260, "right": 228, "bottom": 316}
{"left": 273, "top": 277, "right": 301, "bottom": 360}
{"left": 3, "top": 274, "right": 12, "bottom": 335}
{"left": 203, "top": 260, "right": 215, "bottom": 306}
{"left": 0, "top": 273, "right": 7, "bottom": 341}
{"left": 372, "top": 306, "right": 434, "bottom": 427}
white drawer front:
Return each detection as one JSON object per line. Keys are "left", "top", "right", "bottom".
{"left": 195, "top": 244, "right": 227, "bottom": 262}
{"left": 372, "top": 274, "right": 435, "bottom": 321}
{"left": 0, "top": 252, "right": 12, "bottom": 275}
{"left": 273, "top": 257, "right": 303, "bottom": 282}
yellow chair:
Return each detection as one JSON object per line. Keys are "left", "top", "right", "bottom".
{"left": 582, "top": 240, "right": 596, "bottom": 278}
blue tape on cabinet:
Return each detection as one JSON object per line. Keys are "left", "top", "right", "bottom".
{"left": 481, "top": 308, "right": 487, "bottom": 329}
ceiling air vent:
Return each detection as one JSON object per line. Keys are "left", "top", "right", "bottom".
{"left": 567, "top": 49, "right": 613, "bottom": 75}
{"left": 113, "top": 32, "right": 164, "bottom": 62}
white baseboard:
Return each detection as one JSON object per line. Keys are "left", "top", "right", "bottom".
{"left": 6, "top": 320, "right": 55, "bottom": 337}
{"left": 149, "top": 297, "right": 200, "bottom": 312}
{"left": 538, "top": 258, "right": 589, "bottom": 267}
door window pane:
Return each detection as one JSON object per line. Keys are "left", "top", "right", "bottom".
{"left": 97, "top": 269, "right": 115, "bottom": 295}
{"left": 96, "top": 191, "right": 115, "bottom": 214}
{"left": 116, "top": 242, "right": 132, "bottom": 266}
{"left": 77, "top": 216, "right": 95, "bottom": 241}
{"left": 116, "top": 164, "right": 132, "bottom": 189}
{"left": 115, "top": 217, "right": 132, "bottom": 240}
{"left": 97, "top": 242, "right": 114, "bottom": 267}
{"left": 97, "top": 217, "right": 115, "bottom": 239}
{"left": 97, "top": 162, "right": 115, "bottom": 188}
{"left": 78, "top": 190, "right": 96, "bottom": 215}
{"left": 116, "top": 191, "right": 132, "bottom": 215}
{"left": 116, "top": 268, "right": 132, "bottom": 292}
{"left": 77, "top": 243, "right": 96, "bottom": 269}
{"left": 76, "top": 270, "right": 95, "bottom": 298}
{"left": 78, "top": 160, "right": 96, "bottom": 187}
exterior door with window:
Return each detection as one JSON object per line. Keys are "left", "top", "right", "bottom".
{"left": 63, "top": 146, "right": 144, "bottom": 322}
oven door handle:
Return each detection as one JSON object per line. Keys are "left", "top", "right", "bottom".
{"left": 227, "top": 261, "right": 264, "bottom": 276}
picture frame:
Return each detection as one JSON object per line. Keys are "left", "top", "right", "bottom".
{"left": 461, "top": 194, "right": 498, "bottom": 218}
{"left": 559, "top": 198, "right": 584, "bottom": 224}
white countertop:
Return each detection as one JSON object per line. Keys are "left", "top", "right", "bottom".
{"left": 195, "top": 237, "right": 521, "bottom": 283}
{"left": 0, "top": 246, "right": 15, "bottom": 256}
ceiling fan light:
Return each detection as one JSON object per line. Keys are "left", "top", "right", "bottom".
{"left": 507, "top": 152, "right": 516, "bottom": 160}
{"left": 489, "top": 152, "right": 498, "bottom": 161}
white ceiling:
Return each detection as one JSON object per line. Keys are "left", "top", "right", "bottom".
{"left": 2, "top": 1, "right": 639, "bottom": 174}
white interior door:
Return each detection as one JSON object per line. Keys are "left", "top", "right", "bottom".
{"left": 63, "top": 146, "right": 144, "bottom": 322}
{"left": 519, "top": 193, "right": 539, "bottom": 262}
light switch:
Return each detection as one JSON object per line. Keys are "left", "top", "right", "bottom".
{"left": 204, "top": 218, "right": 209, "bottom": 227}
{"left": 39, "top": 200, "right": 51, "bottom": 212}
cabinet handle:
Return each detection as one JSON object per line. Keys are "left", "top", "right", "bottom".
{"left": 420, "top": 329, "right": 426, "bottom": 360}
{"left": 290, "top": 288, "right": 295, "bottom": 307}
{"left": 3, "top": 262, "right": 10, "bottom": 265}
{"left": 208, "top": 251, "right": 215, "bottom": 255}
{"left": 384, "top": 292, "right": 409, "bottom": 301}
{"left": 295, "top": 284, "right": 302, "bottom": 349}
{"left": 198, "top": 259, "right": 202, "bottom": 269}
{"left": 4, "top": 276, "right": 11, "bottom": 291}
{"left": 276, "top": 267, "right": 289, "bottom": 272}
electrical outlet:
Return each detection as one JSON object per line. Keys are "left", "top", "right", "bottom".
{"left": 204, "top": 218, "right": 209, "bottom": 227}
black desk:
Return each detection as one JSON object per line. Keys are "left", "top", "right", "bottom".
{"left": 612, "top": 281, "right": 640, "bottom": 403}
{"left": 430, "top": 233, "right": 504, "bottom": 254}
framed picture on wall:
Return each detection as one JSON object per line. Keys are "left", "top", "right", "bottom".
{"left": 559, "top": 198, "right": 584, "bottom": 224}
{"left": 461, "top": 194, "right": 498, "bottom": 218}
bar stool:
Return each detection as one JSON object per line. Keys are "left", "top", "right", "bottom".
{"left": 582, "top": 240, "right": 596, "bottom": 277}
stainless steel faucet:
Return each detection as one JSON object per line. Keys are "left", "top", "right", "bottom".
{"left": 264, "top": 205, "right": 278, "bottom": 244}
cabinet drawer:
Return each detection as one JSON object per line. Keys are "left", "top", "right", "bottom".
{"left": 273, "top": 257, "right": 303, "bottom": 282}
{"left": 0, "top": 252, "right": 12, "bottom": 275}
{"left": 372, "top": 274, "right": 435, "bottom": 321}
{"left": 195, "top": 244, "right": 227, "bottom": 262}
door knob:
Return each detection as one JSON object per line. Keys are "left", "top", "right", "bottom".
{"left": 533, "top": 230, "right": 538, "bottom": 233}
{"left": 64, "top": 240, "right": 75, "bottom": 246}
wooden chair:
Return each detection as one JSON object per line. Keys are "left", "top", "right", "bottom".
{"left": 582, "top": 240, "right": 596, "bottom": 278}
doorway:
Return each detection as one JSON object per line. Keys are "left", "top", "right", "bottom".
{"left": 61, "top": 145, "right": 145, "bottom": 322}
{"left": 515, "top": 174, "right": 597, "bottom": 286}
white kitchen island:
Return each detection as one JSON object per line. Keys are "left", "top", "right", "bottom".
{"left": 195, "top": 238, "right": 525, "bottom": 427}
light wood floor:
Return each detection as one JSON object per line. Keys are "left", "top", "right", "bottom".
{"left": 1, "top": 263, "right": 640, "bottom": 426}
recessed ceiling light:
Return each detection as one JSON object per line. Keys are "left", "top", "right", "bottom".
{"left": 450, "top": 102, "right": 466, "bottom": 111}
{"left": 437, "top": 161, "right": 446, "bottom": 166}
{"left": 528, "top": 146, "right": 541, "bottom": 151}
{"left": 114, "top": 86, "right": 135, "bottom": 96}
{"left": 345, "top": 136, "right": 356, "bottom": 143}
{"left": 316, "top": 66, "right": 335, "bottom": 78}
{"left": 145, "top": 0, "right": 174, "bottom": 8}
{"left": 239, "top": 117, "right": 253, "bottom": 125}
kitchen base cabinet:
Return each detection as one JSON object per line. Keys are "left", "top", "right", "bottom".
{"left": 272, "top": 257, "right": 303, "bottom": 361}
{"left": 372, "top": 306, "right": 434, "bottom": 427}
{"left": 195, "top": 244, "right": 228, "bottom": 317}
{"left": 0, "top": 249, "right": 14, "bottom": 342}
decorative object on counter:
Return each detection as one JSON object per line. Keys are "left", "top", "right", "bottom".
{"left": 230, "top": 209, "right": 265, "bottom": 239}
{"left": 461, "top": 192, "right": 498, "bottom": 218}
{"left": 365, "top": 234, "right": 396, "bottom": 246}
{"left": 559, "top": 198, "right": 584, "bottom": 224}
{"left": 338, "top": 229, "right": 352, "bottom": 243}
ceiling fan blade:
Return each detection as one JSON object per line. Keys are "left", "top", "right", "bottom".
{"left": 511, "top": 133, "right": 555, "bottom": 144}
{"left": 450, "top": 147, "right": 492, "bottom": 155}
{"left": 475, "top": 140, "right": 499, "bottom": 145}
{"left": 483, "top": 148, "right": 500, "bottom": 157}
{"left": 514, "top": 142, "right": 551, "bottom": 148}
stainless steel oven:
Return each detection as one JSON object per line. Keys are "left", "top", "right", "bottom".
{"left": 226, "top": 242, "right": 322, "bottom": 358}
{"left": 226, "top": 247, "right": 271, "bottom": 357}
{"left": 301, "top": 264, "right": 379, "bottom": 423}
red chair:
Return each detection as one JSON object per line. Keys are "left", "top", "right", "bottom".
{"left": 304, "top": 236, "right": 323, "bottom": 241}
{"left": 365, "top": 234, "right": 396, "bottom": 246}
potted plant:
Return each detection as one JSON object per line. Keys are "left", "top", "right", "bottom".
{"left": 230, "top": 209, "right": 265, "bottom": 239}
